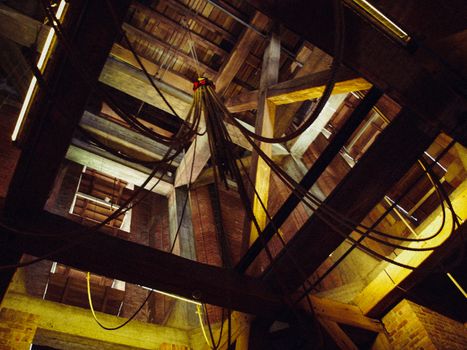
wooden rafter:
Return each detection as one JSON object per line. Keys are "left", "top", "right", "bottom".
{"left": 1, "top": 209, "right": 284, "bottom": 316}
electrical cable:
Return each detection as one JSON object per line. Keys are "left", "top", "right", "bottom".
{"left": 85, "top": 115, "right": 200, "bottom": 331}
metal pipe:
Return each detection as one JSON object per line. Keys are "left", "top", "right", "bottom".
{"left": 206, "top": 0, "right": 304, "bottom": 67}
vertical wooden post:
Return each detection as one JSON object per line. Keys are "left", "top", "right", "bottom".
{"left": 245, "top": 30, "right": 281, "bottom": 248}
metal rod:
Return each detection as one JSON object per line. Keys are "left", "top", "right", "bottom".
{"left": 205, "top": 0, "right": 304, "bottom": 67}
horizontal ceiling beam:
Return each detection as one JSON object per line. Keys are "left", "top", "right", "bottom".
{"left": 2, "top": 210, "right": 284, "bottom": 316}
{"left": 80, "top": 111, "right": 182, "bottom": 165}
{"left": 225, "top": 68, "right": 371, "bottom": 112}
{"left": 3, "top": 291, "right": 190, "bottom": 350}
{"left": 67, "top": 140, "right": 173, "bottom": 196}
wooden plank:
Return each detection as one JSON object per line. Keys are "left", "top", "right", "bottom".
{"left": 307, "top": 295, "right": 384, "bottom": 332}
{"left": 5, "top": 0, "right": 131, "bottom": 214}
{"left": 261, "top": 110, "right": 437, "bottom": 293}
{"left": 2, "top": 210, "right": 284, "bottom": 316}
{"left": 268, "top": 74, "right": 371, "bottom": 105}
{"left": 99, "top": 58, "right": 192, "bottom": 118}
{"left": 318, "top": 318, "right": 358, "bottom": 350}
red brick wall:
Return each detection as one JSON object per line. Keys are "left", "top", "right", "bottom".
{"left": 382, "top": 299, "right": 467, "bottom": 349}
{"left": 127, "top": 189, "right": 171, "bottom": 323}
{"left": 0, "top": 308, "right": 38, "bottom": 350}
{"left": 190, "top": 186, "right": 222, "bottom": 267}
{"left": 0, "top": 105, "right": 21, "bottom": 198}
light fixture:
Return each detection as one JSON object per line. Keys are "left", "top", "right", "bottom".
{"left": 139, "top": 285, "right": 201, "bottom": 305}
{"left": 11, "top": 0, "right": 67, "bottom": 141}
{"left": 344, "top": 0, "right": 411, "bottom": 45}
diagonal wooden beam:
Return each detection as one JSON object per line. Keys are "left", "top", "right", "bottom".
{"left": 305, "top": 295, "right": 384, "bottom": 332}
{"left": 261, "top": 109, "right": 437, "bottom": 293}
{"left": 1, "top": 209, "right": 283, "bottom": 316}
{"left": 5, "top": 0, "right": 131, "bottom": 215}
{"left": 354, "top": 180, "right": 467, "bottom": 318}
{"left": 236, "top": 88, "right": 382, "bottom": 273}
{"left": 317, "top": 318, "right": 358, "bottom": 350}
{"left": 214, "top": 11, "right": 270, "bottom": 95}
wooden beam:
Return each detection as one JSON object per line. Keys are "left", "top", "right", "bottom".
{"left": 225, "top": 68, "right": 371, "bottom": 113}
{"left": 0, "top": 4, "right": 49, "bottom": 50}
{"left": 236, "top": 88, "right": 382, "bottom": 273}
{"left": 110, "top": 43, "right": 193, "bottom": 93}
{"left": 268, "top": 73, "right": 371, "bottom": 105}
{"left": 261, "top": 109, "right": 437, "bottom": 293}
{"left": 67, "top": 141, "right": 173, "bottom": 196}
{"left": 99, "top": 57, "right": 192, "bottom": 118}
{"left": 317, "top": 318, "right": 358, "bottom": 350}
{"left": 245, "top": 0, "right": 467, "bottom": 142}
{"left": 353, "top": 180, "right": 467, "bottom": 318}
{"left": 246, "top": 31, "right": 281, "bottom": 246}
{"left": 5, "top": 0, "right": 131, "bottom": 214}
{"left": 290, "top": 93, "right": 348, "bottom": 157}
{"left": 306, "top": 295, "right": 384, "bottom": 332}
{"left": 215, "top": 11, "right": 270, "bottom": 95}
{"left": 80, "top": 111, "right": 182, "bottom": 165}
{"left": 2, "top": 210, "right": 283, "bottom": 316}
{"left": 3, "top": 291, "right": 190, "bottom": 349}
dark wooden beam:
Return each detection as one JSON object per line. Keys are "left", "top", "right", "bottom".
{"left": 246, "top": 0, "right": 467, "bottom": 143}
{"left": 95, "top": 83, "right": 184, "bottom": 134}
{"left": 236, "top": 87, "right": 383, "bottom": 273}
{"left": 5, "top": 0, "right": 131, "bottom": 214}
{"left": 2, "top": 210, "right": 283, "bottom": 316}
{"left": 261, "top": 109, "right": 437, "bottom": 292}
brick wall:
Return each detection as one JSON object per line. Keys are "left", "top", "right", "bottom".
{"left": 0, "top": 308, "right": 38, "bottom": 350}
{"left": 0, "top": 105, "right": 21, "bottom": 198}
{"left": 382, "top": 299, "right": 467, "bottom": 349}
{"left": 126, "top": 189, "right": 172, "bottom": 323}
